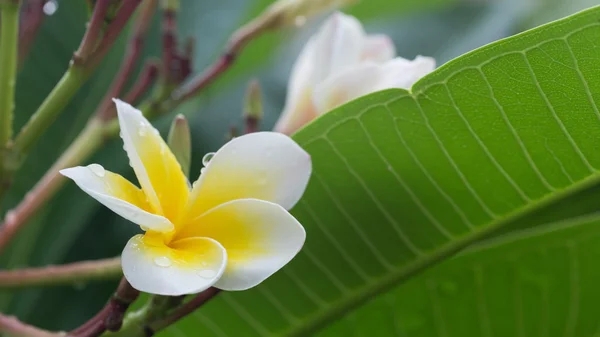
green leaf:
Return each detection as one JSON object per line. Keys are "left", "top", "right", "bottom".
{"left": 157, "top": 5, "right": 600, "bottom": 336}
{"left": 320, "top": 212, "right": 600, "bottom": 336}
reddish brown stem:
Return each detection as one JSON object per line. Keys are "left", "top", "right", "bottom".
{"left": 161, "top": 8, "right": 177, "bottom": 82}
{"left": 0, "top": 314, "right": 64, "bottom": 337}
{"left": 74, "top": 0, "right": 111, "bottom": 64}
{"left": 71, "top": 278, "right": 139, "bottom": 337}
{"left": 123, "top": 60, "right": 160, "bottom": 103}
{"left": 97, "top": 0, "right": 157, "bottom": 121}
{"left": 171, "top": 16, "right": 271, "bottom": 103}
{"left": 18, "top": 0, "right": 47, "bottom": 65}
{"left": 149, "top": 288, "right": 221, "bottom": 333}
{"left": 87, "top": 0, "right": 144, "bottom": 69}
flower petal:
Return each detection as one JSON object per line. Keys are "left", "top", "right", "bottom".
{"left": 311, "top": 12, "right": 366, "bottom": 82}
{"left": 122, "top": 234, "right": 227, "bottom": 296}
{"left": 60, "top": 165, "right": 173, "bottom": 232}
{"left": 177, "top": 199, "right": 305, "bottom": 291}
{"left": 184, "top": 132, "right": 311, "bottom": 220}
{"left": 115, "top": 99, "right": 189, "bottom": 222}
{"left": 362, "top": 34, "right": 396, "bottom": 63}
{"left": 313, "top": 56, "right": 436, "bottom": 113}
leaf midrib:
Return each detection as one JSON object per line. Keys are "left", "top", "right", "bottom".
{"left": 281, "top": 170, "right": 600, "bottom": 337}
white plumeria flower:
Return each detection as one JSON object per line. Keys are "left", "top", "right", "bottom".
{"left": 274, "top": 12, "right": 436, "bottom": 135}
{"left": 61, "top": 99, "right": 311, "bottom": 296}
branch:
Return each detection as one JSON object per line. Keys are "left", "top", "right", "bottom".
{"left": 74, "top": 0, "right": 111, "bottom": 63}
{"left": 0, "top": 118, "right": 105, "bottom": 254}
{"left": 10, "top": 0, "right": 143, "bottom": 161}
{"left": 97, "top": 0, "right": 158, "bottom": 121}
{"left": 149, "top": 288, "right": 221, "bottom": 333}
{"left": 0, "top": 256, "right": 121, "bottom": 289}
{"left": 0, "top": 0, "right": 157, "bottom": 255}
{"left": 0, "top": 0, "right": 20, "bottom": 151}
{"left": 71, "top": 278, "right": 139, "bottom": 337}
{"left": 169, "top": 13, "right": 272, "bottom": 104}
{"left": 87, "top": 0, "right": 144, "bottom": 70}
{"left": 0, "top": 314, "right": 65, "bottom": 337}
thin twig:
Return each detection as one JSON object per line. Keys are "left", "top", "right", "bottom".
{"left": 0, "top": 118, "right": 105, "bottom": 254}
{"left": 170, "top": 14, "right": 272, "bottom": 103}
{"left": 87, "top": 0, "right": 144, "bottom": 69}
{"left": 97, "top": 0, "right": 158, "bottom": 121}
{"left": 149, "top": 288, "right": 221, "bottom": 333}
{"left": 123, "top": 61, "right": 160, "bottom": 104}
{"left": 74, "top": 0, "right": 111, "bottom": 63}
{"left": 0, "top": 256, "right": 121, "bottom": 289}
{"left": 0, "top": 314, "right": 65, "bottom": 337}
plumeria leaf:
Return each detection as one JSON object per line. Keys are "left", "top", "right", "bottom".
{"left": 156, "top": 5, "right": 600, "bottom": 336}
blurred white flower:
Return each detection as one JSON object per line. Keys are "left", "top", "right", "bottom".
{"left": 61, "top": 99, "right": 311, "bottom": 296}
{"left": 274, "top": 12, "right": 436, "bottom": 135}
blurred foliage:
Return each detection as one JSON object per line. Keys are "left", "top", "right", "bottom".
{"left": 2, "top": 0, "right": 600, "bottom": 335}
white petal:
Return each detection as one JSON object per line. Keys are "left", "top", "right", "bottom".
{"left": 362, "top": 34, "right": 396, "bottom": 63}
{"left": 311, "top": 12, "right": 366, "bottom": 82}
{"left": 184, "top": 132, "right": 311, "bottom": 220}
{"left": 275, "top": 12, "right": 367, "bottom": 135}
{"left": 114, "top": 99, "right": 189, "bottom": 220}
{"left": 177, "top": 199, "right": 306, "bottom": 291}
{"left": 313, "top": 56, "right": 436, "bottom": 113}
{"left": 122, "top": 235, "right": 227, "bottom": 296}
{"left": 60, "top": 165, "right": 173, "bottom": 232}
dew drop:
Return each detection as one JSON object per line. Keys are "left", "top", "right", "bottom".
{"left": 202, "top": 152, "right": 215, "bottom": 166}
{"left": 140, "top": 225, "right": 150, "bottom": 231}
{"left": 199, "top": 167, "right": 206, "bottom": 175}
{"left": 138, "top": 127, "right": 147, "bottom": 137}
{"left": 160, "top": 143, "right": 166, "bottom": 155}
{"left": 197, "top": 269, "right": 216, "bottom": 279}
{"left": 43, "top": 0, "right": 58, "bottom": 16}
{"left": 154, "top": 256, "right": 172, "bottom": 268}
{"left": 89, "top": 164, "right": 105, "bottom": 177}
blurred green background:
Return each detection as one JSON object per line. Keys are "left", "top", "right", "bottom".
{"left": 1, "top": 0, "right": 598, "bottom": 334}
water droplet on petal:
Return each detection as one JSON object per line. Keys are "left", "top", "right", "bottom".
{"left": 160, "top": 143, "right": 166, "bottom": 155}
{"left": 140, "top": 225, "right": 149, "bottom": 231}
{"left": 199, "top": 167, "right": 206, "bottom": 175}
{"left": 197, "top": 269, "right": 216, "bottom": 279}
{"left": 89, "top": 164, "right": 105, "bottom": 177}
{"left": 154, "top": 256, "right": 172, "bottom": 268}
{"left": 43, "top": 0, "right": 58, "bottom": 16}
{"left": 138, "top": 127, "right": 147, "bottom": 137}
{"left": 202, "top": 152, "right": 215, "bottom": 166}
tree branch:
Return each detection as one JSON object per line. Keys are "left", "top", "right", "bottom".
{"left": 0, "top": 256, "right": 121, "bottom": 289}
{"left": 0, "top": 314, "right": 65, "bottom": 337}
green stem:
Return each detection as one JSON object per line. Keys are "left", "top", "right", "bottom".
{"left": 11, "top": 66, "right": 88, "bottom": 158}
{"left": 0, "top": 1, "right": 19, "bottom": 148}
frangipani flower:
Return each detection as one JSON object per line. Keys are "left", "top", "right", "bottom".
{"left": 274, "top": 12, "right": 436, "bottom": 135}
{"left": 61, "top": 100, "right": 311, "bottom": 296}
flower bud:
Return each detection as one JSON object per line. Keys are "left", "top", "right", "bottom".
{"left": 167, "top": 114, "right": 191, "bottom": 177}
